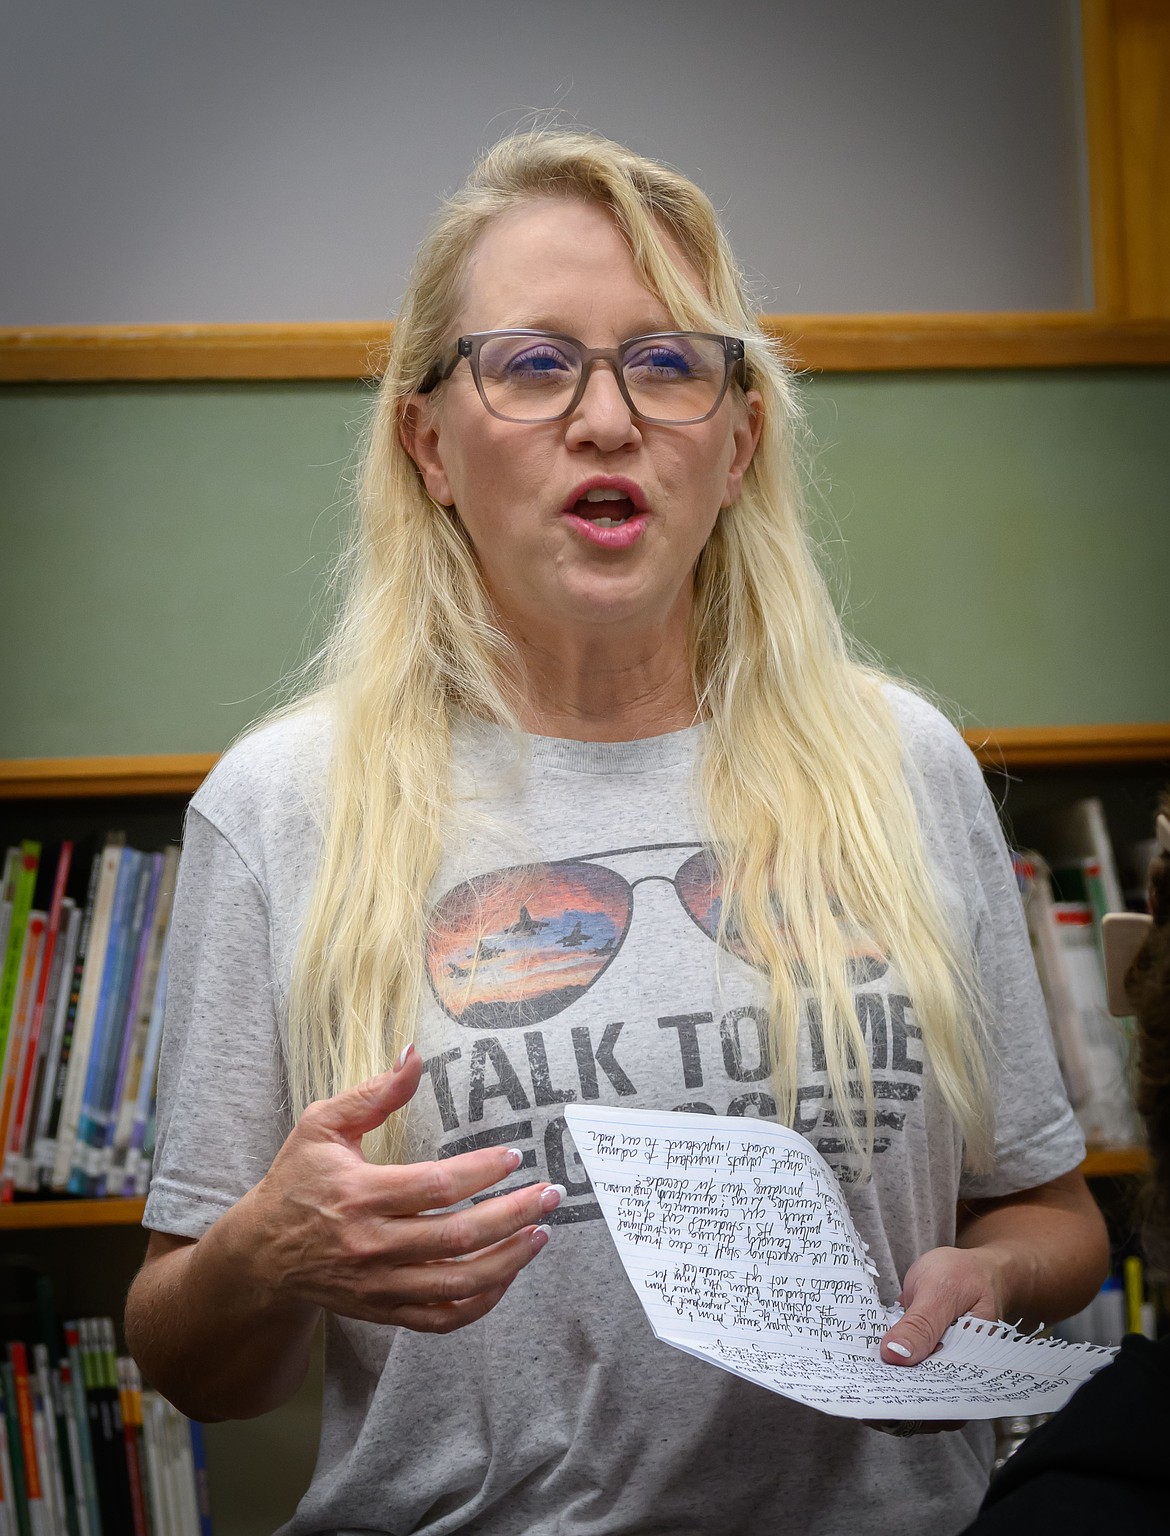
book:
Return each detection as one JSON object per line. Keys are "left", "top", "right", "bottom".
{"left": 566, "top": 1104, "right": 1112, "bottom": 1418}
{"left": 105, "top": 848, "right": 177, "bottom": 1196}
{"left": 0, "top": 913, "right": 48, "bottom": 1178}
{"left": 17, "top": 901, "right": 79, "bottom": 1193}
{"left": 0, "top": 845, "right": 41, "bottom": 1128}
{"left": 50, "top": 840, "right": 125, "bottom": 1190}
{"left": 70, "top": 852, "right": 153, "bottom": 1194}
{"left": 35, "top": 848, "right": 105, "bottom": 1187}
{"left": 2, "top": 846, "right": 74, "bottom": 1199}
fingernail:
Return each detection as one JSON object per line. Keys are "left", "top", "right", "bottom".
{"left": 394, "top": 1042, "right": 415, "bottom": 1070}
{"left": 505, "top": 1148, "right": 524, "bottom": 1170}
{"left": 540, "top": 1183, "right": 567, "bottom": 1212}
{"left": 885, "top": 1340, "right": 913, "bottom": 1359}
{"left": 531, "top": 1224, "right": 552, "bottom": 1253}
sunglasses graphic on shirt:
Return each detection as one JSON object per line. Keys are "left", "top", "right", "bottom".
{"left": 425, "top": 841, "right": 887, "bottom": 1031}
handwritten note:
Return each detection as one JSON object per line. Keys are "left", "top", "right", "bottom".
{"left": 564, "top": 1104, "right": 1113, "bottom": 1419}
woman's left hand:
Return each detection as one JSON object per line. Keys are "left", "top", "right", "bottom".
{"left": 881, "top": 1243, "right": 1006, "bottom": 1365}
{"left": 866, "top": 1244, "right": 1006, "bottom": 1437}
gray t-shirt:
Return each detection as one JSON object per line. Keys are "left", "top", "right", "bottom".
{"left": 145, "top": 686, "right": 1084, "bottom": 1536}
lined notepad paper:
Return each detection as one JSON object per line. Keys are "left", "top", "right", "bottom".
{"left": 564, "top": 1104, "right": 1113, "bottom": 1419}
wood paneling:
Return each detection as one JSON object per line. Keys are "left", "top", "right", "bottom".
{"left": 1083, "top": 0, "right": 1170, "bottom": 318}
{"left": 3, "top": 313, "right": 1170, "bottom": 383}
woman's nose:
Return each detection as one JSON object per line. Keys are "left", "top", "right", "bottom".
{"left": 565, "top": 359, "right": 641, "bottom": 449}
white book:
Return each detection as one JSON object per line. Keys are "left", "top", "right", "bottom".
{"left": 54, "top": 1363, "right": 92, "bottom": 1536}
{"left": 1019, "top": 854, "right": 1092, "bottom": 1108}
{"left": 27, "top": 903, "right": 81, "bottom": 1187}
{"left": 31, "top": 1347, "right": 67, "bottom": 1536}
{"left": 51, "top": 839, "right": 125, "bottom": 1188}
{"left": 1053, "top": 902, "right": 1139, "bottom": 1146}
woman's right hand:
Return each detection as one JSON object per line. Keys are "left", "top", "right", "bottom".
{"left": 237, "top": 1043, "right": 560, "bottom": 1333}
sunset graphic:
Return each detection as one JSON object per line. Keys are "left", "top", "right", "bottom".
{"left": 424, "top": 845, "right": 888, "bottom": 1029}
{"left": 426, "top": 861, "right": 633, "bottom": 1029}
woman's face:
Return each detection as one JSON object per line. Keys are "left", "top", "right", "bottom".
{"left": 403, "top": 198, "right": 762, "bottom": 649}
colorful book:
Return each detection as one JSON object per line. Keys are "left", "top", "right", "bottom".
{"left": 17, "top": 901, "right": 79, "bottom": 1193}
{"left": 0, "top": 844, "right": 41, "bottom": 1122}
{"left": 50, "top": 840, "right": 125, "bottom": 1189}
{"left": 69, "top": 852, "right": 152, "bottom": 1194}
{"left": 2, "top": 847, "right": 73, "bottom": 1192}
{"left": 36, "top": 849, "right": 104, "bottom": 1186}
{"left": 0, "top": 913, "right": 48, "bottom": 1179}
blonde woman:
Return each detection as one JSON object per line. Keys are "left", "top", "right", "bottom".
{"left": 126, "top": 132, "right": 1107, "bottom": 1535}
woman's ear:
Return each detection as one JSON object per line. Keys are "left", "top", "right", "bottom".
{"left": 399, "top": 398, "right": 454, "bottom": 507}
{"left": 722, "top": 389, "right": 765, "bottom": 507}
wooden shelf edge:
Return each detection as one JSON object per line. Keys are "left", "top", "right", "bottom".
{"left": 2, "top": 313, "right": 1169, "bottom": 382}
{"left": 0, "top": 1196, "right": 146, "bottom": 1230}
{"left": 0, "top": 726, "right": 1166, "bottom": 798}
{"left": 1081, "top": 1146, "right": 1150, "bottom": 1178}
{"left": 963, "top": 722, "right": 1170, "bottom": 769}
{"left": 0, "top": 754, "right": 219, "bottom": 799}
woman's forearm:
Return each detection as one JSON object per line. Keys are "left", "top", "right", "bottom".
{"left": 879, "top": 1168, "right": 1110, "bottom": 1366}
{"left": 125, "top": 1190, "right": 321, "bottom": 1422}
{"left": 954, "top": 1169, "right": 1110, "bottom": 1328}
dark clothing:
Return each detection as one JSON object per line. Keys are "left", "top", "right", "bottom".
{"left": 960, "top": 1333, "right": 1170, "bottom": 1535}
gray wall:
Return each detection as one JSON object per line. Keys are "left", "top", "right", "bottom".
{"left": 2, "top": 0, "right": 1090, "bottom": 324}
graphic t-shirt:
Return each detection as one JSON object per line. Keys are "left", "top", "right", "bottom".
{"left": 145, "top": 688, "right": 1085, "bottom": 1536}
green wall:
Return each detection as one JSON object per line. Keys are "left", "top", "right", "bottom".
{"left": 2, "top": 369, "right": 1167, "bottom": 759}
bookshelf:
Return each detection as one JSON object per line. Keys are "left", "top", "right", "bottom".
{"left": 2, "top": 720, "right": 1165, "bottom": 1208}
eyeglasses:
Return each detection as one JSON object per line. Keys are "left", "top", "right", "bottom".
{"left": 418, "top": 330, "right": 746, "bottom": 425}
{"left": 425, "top": 842, "right": 887, "bottom": 1030}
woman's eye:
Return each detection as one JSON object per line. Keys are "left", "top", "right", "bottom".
{"left": 504, "top": 347, "right": 574, "bottom": 377}
{"left": 627, "top": 346, "right": 692, "bottom": 376}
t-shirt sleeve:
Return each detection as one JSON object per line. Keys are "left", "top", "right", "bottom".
{"left": 143, "top": 805, "right": 291, "bottom": 1238}
{"left": 958, "top": 786, "right": 1086, "bottom": 1200}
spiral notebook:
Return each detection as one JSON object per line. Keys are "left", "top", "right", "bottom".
{"left": 564, "top": 1103, "right": 1114, "bottom": 1420}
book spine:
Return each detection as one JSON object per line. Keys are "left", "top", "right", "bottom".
{"left": 6, "top": 1346, "right": 44, "bottom": 1536}
{"left": 0, "top": 845, "right": 41, "bottom": 1079}
{"left": 0, "top": 1376, "right": 17, "bottom": 1536}
{"left": 51, "top": 841, "right": 125, "bottom": 1190}
{"left": 62, "top": 1327, "right": 101, "bottom": 1536}
{"left": 37, "top": 849, "right": 103, "bottom": 1182}
{"left": 70, "top": 852, "right": 143, "bottom": 1194}
{"left": 116, "top": 1360, "right": 148, "bottom": 1536}
{"left": 187, "top": 1417, "right": 213, "bottom": 1536}
{"left": 122, "top": 944, "right": 169, "bottom": 1196}
{"left": 95, "top": 856, "right": 163, "bottom": 1195}
{"left": 56, "top": 1360, "right": 91, "bottom": 1536}
{"left": 109, "top": 848, "right": 177, "bottom": 1194}
{"left": 21, "top": 903, "right": 79, "bottom": 1192}
{"left": 2, "top": 847, "right": 74, "bottom": 1198}
{"left": 0, "top": 915, "right": 48, "bottom": 1190}
{"left": 29, "top": 1348, "right": 66, "bottom": 1536}
{"left": 0, "top": 1364, "right": 29, "bottom": 1536}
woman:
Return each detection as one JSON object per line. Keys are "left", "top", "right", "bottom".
{"left": 125, "top": 131, "right": 1107, "bottom": 1535}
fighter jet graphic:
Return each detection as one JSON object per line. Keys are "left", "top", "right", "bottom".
{"left": 505, "top": 905, "right": 548, "bottom": 937}
{"left": 557, "top": 920, "right": 590, "bottom": 948}
{"left": 475, "top": 941, "right": 504, "bottom": 962}
{"left": 447, "top": 960, "right": 472, "bottom": 979}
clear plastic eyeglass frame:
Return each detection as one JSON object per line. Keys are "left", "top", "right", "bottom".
{"left": 417, "top": 329, "right": 747, "bottom": 425}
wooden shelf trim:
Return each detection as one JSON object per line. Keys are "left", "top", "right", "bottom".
{"left": 0, "top": 754, "right": 218, "bottom": 799}
{"left": 964, "top": 722, "right": 1170, "bottom": 769}
{"left": 0, "top": 1196, "right": 146, "bottom": 1230}
{"left": 0, "top": 1148, "right": 1146, "bottom": 1229}
{"left": 3, "top": 313, "right": 1170, "bottom": 383}
{"left": 1, "top": 726, "right": 1166, "bottom": 800}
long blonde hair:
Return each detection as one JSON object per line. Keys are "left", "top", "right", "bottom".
{"left": 286, "top": 129, "right": 992, "bottom": 1170}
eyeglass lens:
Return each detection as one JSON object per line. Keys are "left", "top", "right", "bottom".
{"left": 475, "top": 333, "right": 729, "bottom": 423}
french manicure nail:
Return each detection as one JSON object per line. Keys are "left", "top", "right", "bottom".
{"left": 531, "top": 1224, "right": 552, "bottom": 1252}
{"left": 540, "top": 1183, "right": 567, "bottom": 1212}
{"left": 885, "top": 1340, "right": 912, "bottom": 1359}
{"left": 505, "top": 1148, "right": 524, "bottom": 1170}
{"left": 395, "top": 1042, "right": 415, "bottom": 1070}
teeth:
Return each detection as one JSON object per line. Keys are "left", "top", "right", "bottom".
{"left": 591, "top": 518, "right": 623, "bottom": 527}
{"left": 583, "top": 487, "right": 628, "bottom": 502}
